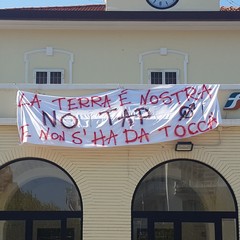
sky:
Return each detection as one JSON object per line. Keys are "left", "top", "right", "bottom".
{"left": 0, "top": 0, "right": 239, "bottom": 9}
{"left": 0, "top": 0, "right": 105, "bottom": 9}
{"left": 222, "top": 0, "right": 240, "bottom": 6}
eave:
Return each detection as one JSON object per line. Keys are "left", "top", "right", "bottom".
{"left": 0, "top": 11, "right": 240, "bottom": 30}
{"left": 0, "top": 10, "right": 240, "bottom": 21}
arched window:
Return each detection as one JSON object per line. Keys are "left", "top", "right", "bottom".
{"left": 0, "top": 158, "right": 82, "bottom": 240}
{"left": 132, "top": 160, "right": 238, "bottom": 240}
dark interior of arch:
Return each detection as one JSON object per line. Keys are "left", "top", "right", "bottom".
{"left": 133, "top": 160, "right": 236, "bottom": 212}
{"left": 0, "top": 159, "right": 82, "bottom": 211}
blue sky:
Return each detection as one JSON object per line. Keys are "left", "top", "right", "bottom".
{"left": 0, "top": 0, "right": 105, "bottom": 8}
{"left": 222, "top": 0, "right": 240, "bottom": 6}
{"left": 0, "top": 0, "right": 239, "bottom": 8}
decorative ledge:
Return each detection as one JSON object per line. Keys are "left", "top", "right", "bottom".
{"left": 0, "top": 83, "right": 240, "bottom": 90}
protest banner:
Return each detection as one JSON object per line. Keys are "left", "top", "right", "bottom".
{"left": 17, "top": 84, "right": 221, "bottom": 148}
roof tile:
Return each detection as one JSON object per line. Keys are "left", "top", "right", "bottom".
{"left": 220, "top": 6, "right": 240, "bottom": 11}
{"left": 5, "top": 4, "right": 106, "bottom": 12}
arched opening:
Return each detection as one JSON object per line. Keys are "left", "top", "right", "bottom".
{"left": 132, "top": 159, "right": 238, "bottom": 240}
{"left": 0, "top": 158, "right": 82, "bottom": 240}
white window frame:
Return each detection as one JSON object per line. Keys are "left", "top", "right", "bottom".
{"left": 34, "top": 69, "right": 64, "bottom": 84}
{"left": 148, "top": 69, "right": 179, "bottom": 84}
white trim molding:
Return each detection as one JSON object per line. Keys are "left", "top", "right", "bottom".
{"left": 24, "top": 47, "right": 74, "bottom": 84}
{"left": 139, "top": 48, "right": 189, "bottom": 84}
{"left": 0, "top": 83, "right": 240, "bottom": 90}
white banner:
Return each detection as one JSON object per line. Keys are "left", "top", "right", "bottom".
{"left": 17, "top": 84, "right": 221, "bottom": 148}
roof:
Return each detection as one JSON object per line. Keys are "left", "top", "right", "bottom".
{"left": 220, "top": 6, "right": 240, "bottom": 11}
{"left": 0, "top": 4, "right": 240, "bottom": 21}
{"left": 2, "top": 4, "right": 106, "bottom": 12}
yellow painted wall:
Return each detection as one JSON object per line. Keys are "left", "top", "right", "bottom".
{"left": 0, "top": 29, "right": 240, "bottom": 86}
{"left": 0, "top": 125, "right": 239, "bottom": 240}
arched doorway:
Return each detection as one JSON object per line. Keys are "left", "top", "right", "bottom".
{"left": 132, "top": 159, "right": 238, "bottom": 240}
{"left": 0, "top": 158, "right": 82, "bottom": 240}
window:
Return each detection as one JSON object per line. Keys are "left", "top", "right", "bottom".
{"left": 132, "top": 160, "right": 238, "bottom": 240}
{"left": 149, "top": 69, "right": 179, "bottom": 84}
{"left": 34, "top": 69, "right": 64, "bottom": 84}
{"left": 0, "top": 158, "right": 82, "bottom": 240}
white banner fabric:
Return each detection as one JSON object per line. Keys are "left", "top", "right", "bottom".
{"left": 17, "top": 84, "right": 221, "bottom": 148}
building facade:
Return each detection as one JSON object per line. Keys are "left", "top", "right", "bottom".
{"left": 0, "top": 0, "right": 240, "bottom": 239}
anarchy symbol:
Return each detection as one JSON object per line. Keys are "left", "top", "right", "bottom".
{"left": 179, "top": 103, "right": 196, "bottom": 121}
